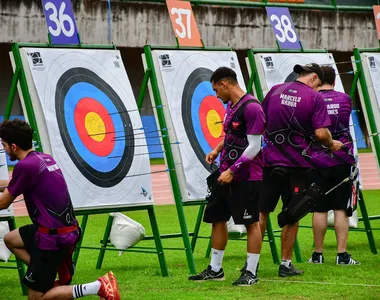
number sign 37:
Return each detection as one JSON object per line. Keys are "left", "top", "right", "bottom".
{"left": 41, "top": 0, "right": 79, "bottom": 45}
{"left": 266, "top": 7, "right": 301, "bottom": 50}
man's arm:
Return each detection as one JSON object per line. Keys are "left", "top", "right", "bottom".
{"left": 315, "top": 128, "right": 342, "bottom": 152}
{"left": 0, "top": 189, "right": 15, "bottom": 210}
{"left": 206, "top": 140, "right": 224, "bottom": 164}
{"left": 0, "top": 180, "right": 9, "bottom": 192}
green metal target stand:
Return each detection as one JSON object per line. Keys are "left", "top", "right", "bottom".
{"left": 4, "top": 36, "right": 170, "bottom": 296}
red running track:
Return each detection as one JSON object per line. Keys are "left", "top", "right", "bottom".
{"left": 9, "top": 153, "right": 380, "bottom": 217}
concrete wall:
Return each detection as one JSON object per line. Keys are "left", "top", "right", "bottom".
{"left": 0, "top": 0, "right": 378, "bottom": 51}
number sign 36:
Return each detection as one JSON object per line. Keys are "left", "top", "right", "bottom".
{"left": 266, "top": 7, "right": 301, "bottom": 50}
{"left": 41, "top": 0, "right": 79, "bottom": 45}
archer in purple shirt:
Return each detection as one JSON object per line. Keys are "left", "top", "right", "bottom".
{"left": 0, "top": 119, "right": 119, "bottom": 299}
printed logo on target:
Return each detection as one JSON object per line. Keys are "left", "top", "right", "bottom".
{"left": 28, "top": 52, "right": 45, "bottom": 71}
{"left": 159, "top": 54, "right": 174, "bottom": 72}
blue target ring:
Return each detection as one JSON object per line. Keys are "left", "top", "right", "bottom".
{"left": 182, "top": 68, "right": 226, "bottom": 172}
{"left": 64, "top": 82, "right": 125, "bottom": 172}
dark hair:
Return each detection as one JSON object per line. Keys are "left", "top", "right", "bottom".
{"left": 321, "top": 66, "right": 336, "bottom": 85}
{"left": 210, "top": 67, "right": 238, "bottom": 84}
{"left": 0, "top": 119, "right": 34, "bottom": 150}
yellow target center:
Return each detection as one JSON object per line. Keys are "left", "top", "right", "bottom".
{"left": 85, "top": 112, "right": 106, "bottom": 142}
{"left": 206, "top": 110, "right": 223, "bottom": 138}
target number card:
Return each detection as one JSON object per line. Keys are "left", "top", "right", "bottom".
{"left": 266, "top": 7, "right": 301, "bottom": 50}
{"left": 374, "top": 6, "right": 380, "bottom": 40}
{"left": 166, "top": 0, "right": 203, "bottom": 47}
{"left": 41, "top": 0, "right": 79, "bottom": 45}
{"left": 16, "top": 48, "right": 153, "bottom": 210}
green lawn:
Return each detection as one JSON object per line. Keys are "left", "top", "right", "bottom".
{"left": 1, "top": 191, "right": 380, "bottom": 299}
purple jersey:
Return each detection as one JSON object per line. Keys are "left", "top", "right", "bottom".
{"left": 219, "top": 94, "right": 266, "bottom": 181}
{"left": 262, "top": 81, "right": 331, "bottom": 168}
{"left": 312, "top": 90, "right": 355, "bottom": 167}
{"left": 8, "top": 152, "right": 78, "bottom": 250}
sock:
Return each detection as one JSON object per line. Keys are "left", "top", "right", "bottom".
{"left": 246, "top": 253, "right": 260, "bottom": 275}
{"left": 73, "top": 281, "right": 101, "bottom": 298}
{"left": 315, "top": 252, "right": 323, "bottom": 256}
{"left": 281, "top": 259, "right": 292, "bottom": 267}
{"left": 210, "top": 248, "right": 225, "bottom": 272}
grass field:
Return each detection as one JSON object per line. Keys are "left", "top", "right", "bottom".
{"left": 1, "top": 191, "right": 380, "bottom": 299}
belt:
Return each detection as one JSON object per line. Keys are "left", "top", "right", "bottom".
{"left": 38, "top": 225, "right": 78, "bottom": 235}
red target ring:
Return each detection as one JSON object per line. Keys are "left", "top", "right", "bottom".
{"left": 199, "top": 95, "right": 225, "bottom": 149}
{"left": 74, "top": 97, "right": 115, "bottom": 156}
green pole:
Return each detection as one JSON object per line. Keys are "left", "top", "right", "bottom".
{"left": 349, "top": 70, "right": 360, "bottom": 102}
{"left": 357, "top": 190, "right": 377, "bottom": 254}
{"left": 96, "top": 215, "right": 114, "bottom": 269}
{"left": 143, "top": 45, "right": 197, "bottom": 274}
{"left": 137, "top": 69, "right": 152, "bottom": 109}
{"left": 353, "top": 48, "right": 380, "bottom": 171}
{"left": 4, "top": 68, "right": 20, "bottom": 120}
{"left": 247, "top": 50, "right": 264, "bottom": 101}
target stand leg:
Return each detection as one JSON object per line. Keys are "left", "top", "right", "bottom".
{"left": 191, "top": 204, "right": 206, "bottom": 252}
{"left": 266, "top": 216, "right": 280, "bottom": 264}
{"left": 73, "top": 214, "right": 89, "bottom": 266}
{"left": 96, "top": 214, "right": 114, "bottom": 270}
{"left": 358, "top": 190, "right": 377, "bottom": 254}
{"left": 147, "top": 206, "right": 169, "bottom": 277}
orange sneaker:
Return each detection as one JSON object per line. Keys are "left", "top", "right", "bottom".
{"left": 97, "top": 271, "right": 120, "bottom": 300}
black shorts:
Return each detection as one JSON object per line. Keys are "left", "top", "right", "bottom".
{"left": 19, "top": 224, "right": 76, "bottom": 293}
{"left": 203, "top": 180, "right": 261, "bottom": 225}
{"left": 310, "top": 164, "right": 353, "bottom": 212}
{"left": 260, "top": 167, "right": 310, "bottom": 212}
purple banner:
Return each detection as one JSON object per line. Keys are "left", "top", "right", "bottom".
{"left": 41, "top": 0, "right": 79, "bottom": 45}
{"left": 266, "top": 7, "right": 301, "bottom": 50}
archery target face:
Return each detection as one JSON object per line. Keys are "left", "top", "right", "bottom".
{"left": 0, "top": 142, "right": 13, "bottom": 216}
{"left": 17, "top": 48, "right": 153, "bottom": 210}
{"left": 148, "top": 50, "right": 246, "bottom": 201}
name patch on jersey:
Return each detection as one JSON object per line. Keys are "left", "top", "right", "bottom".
{"left": 47, "top": 164, "right": 60, "bottom": 172}
{"left": 327, "top": 103, "right": 339, "bottom": 115}
{"left": 280, "top": 93, "right": 301, "bottom": 107}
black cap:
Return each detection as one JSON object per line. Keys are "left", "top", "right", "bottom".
{"left": 293, "top": 63, "right": 324, "bottom": 82}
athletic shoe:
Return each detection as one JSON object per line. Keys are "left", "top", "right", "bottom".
{"left": 336, "top": 252, "right": 361, "bottom": 265}
{"left": 233, "top": 270, "right": 258, "bottom": 286}
{"left": 188, "top": 265, "right": 225, "bottom": 281}
{"left": 98, "top": 271, "right": 120, "bottom": 300}
{"left": 308, "top": 252, "right": 324, "bottom": 264}
{"left": 279, "top": 263, "right": 304, "bottom": 277}
{"left": 240, "top": 261, "right": 259, "bottom": 274}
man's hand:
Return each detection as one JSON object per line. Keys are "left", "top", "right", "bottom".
{"left": 329, "top": 140, "right": 344, "bottom": 152}
{"left": 217, "top": 169, "right": 234, "bottom": 185}
{"left": 206, "top": 149, "right": 219, "bottom": 165}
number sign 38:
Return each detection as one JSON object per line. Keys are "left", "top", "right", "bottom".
{"left": 41, "top": 0, "right": 79, "bottom": 45}
{"left": 266, "top": 7, "right": 301, "bottom": 50}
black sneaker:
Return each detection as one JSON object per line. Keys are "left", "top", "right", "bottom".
{"left": 188, "top": 265, "right": 225, "bottom": 281}
{"left": 279, "top": 263, "right": 304, "bottom": 277}
{"left": 308, "top": 252, "right": 324, "bottom": 264}
{"left": 240, "top": 262, "right": 259, "bottom": 274}
{"left": 233, "top": 270, "right": 258, "bottom": 286}
{"left": 336, "top": 253, "right": 360, "bottom": 265}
